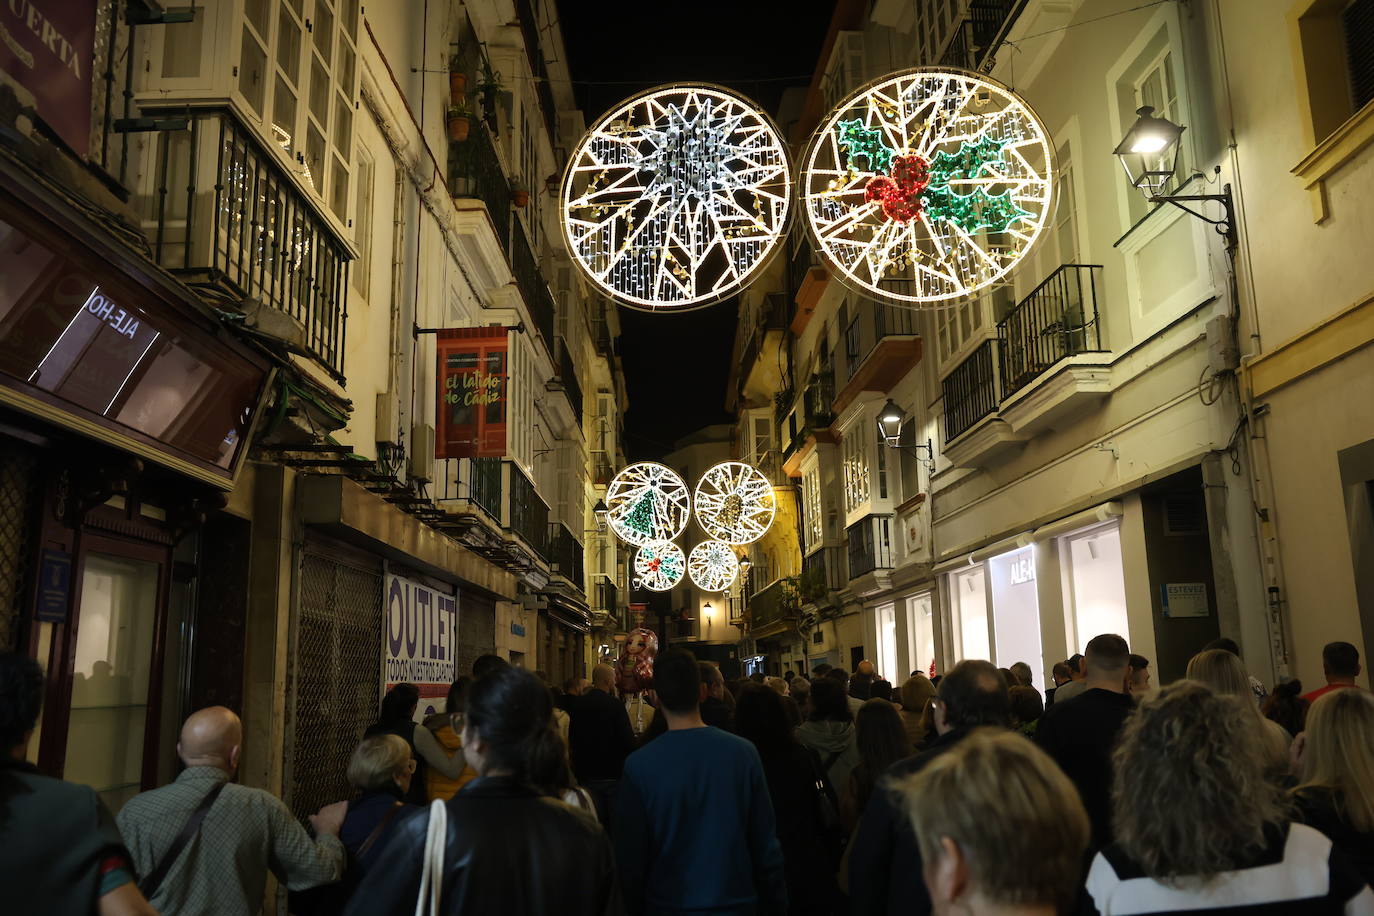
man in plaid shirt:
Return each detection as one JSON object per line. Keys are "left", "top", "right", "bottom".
{"left": 117, "top": 707, "right": 347, "bottom": 915}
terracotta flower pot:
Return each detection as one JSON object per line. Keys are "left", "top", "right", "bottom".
{"left": 449, "top": 71, "right": 467, "bottom": 101}
{"left": 447, "top": 115, "right": 470, "bottom": 143}
{"left": 512, "top": 189, "right": 530, "bottom": 207}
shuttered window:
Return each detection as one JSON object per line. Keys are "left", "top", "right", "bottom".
{"left": 1345, "top": 0, "right": 1374, "bottom": 110}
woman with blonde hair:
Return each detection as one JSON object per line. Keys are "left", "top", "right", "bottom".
{"left": 897, "top": 673, "right": 936, "bottom": 752}
{"left": 1186, "top": 648, "right": 1291, "bottom": 772}
{"left": 1087, "top": 681, "right": 1372, "bottom": 912}
{"left": 1293, "top": 688, "right": 1374, "bottom": 885}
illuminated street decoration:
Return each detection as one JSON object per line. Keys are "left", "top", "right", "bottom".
{"left": 606, "top": 462, "right": 691, "bottom": 546}
{"left": 694, "top": 461, "right": 775, "bottom": 545}
{"left": 634, "top": 541, "right": 686, "bottom": 592}
{"left": 688, "top": 540, "right": 740, "bottom": 592}
{"left": 801, "top": 68, "right": 1054, "bottom": 305}
{"left": 561, "top": 84, "right": 792, "bottom": 312}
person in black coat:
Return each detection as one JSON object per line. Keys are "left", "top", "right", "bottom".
{"left": 846, "top": 660, "right": 1011, "bottom": 916}
{"left": 568, "top": 663, "right": 636, "bottom": 827}
{"left": 345, "top": 668, "right": 620, "bottom": 916}
{"left": 735, "top": 684, "right": 843, "bottom": 916}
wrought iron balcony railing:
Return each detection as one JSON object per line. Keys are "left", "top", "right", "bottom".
{"left": 803, "top": 545, "right": 848, "bottom": 594}
{"left": 837, "top": 300, "right": 919, "bottom": 388}
{"left": 940, "top": 0, "right": 1018, "bottom": 71}
{"left": 547, "top": 522, "right": 584, "bottom": 586}
{"left": 847, "top": 514, "right": 895, "bottom": 579}
{"left": 942, "top": 339, "right": 1002, "bottom": 441}
{"left": 511, "top": 220, "right": 557, "bottom": 353}
{"left": 144, "top": 110, "right": 351, "bottom": 379}
{"left": 447, "top": 120, "right": 512, "bottom": 251}
{"left": 507, "top": 462, "right": 549, "bottom": 558}
{"left": 997, "top": 264, "right": 1104, "bottom": 400}
{"left": 471, "top": 457, "right": 502, "bottom": 520}
{"left": 554, "top": 338, "right": 583, "bottom": 420}
{"left": 749, "top": 578, "right": 791, "bottom": 633}
{"left": 595, "top": 578, "right": 619, "bottom": 615}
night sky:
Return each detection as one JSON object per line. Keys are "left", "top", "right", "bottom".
{"left": 556, "top": 1, "right": 835, "bottom": 459}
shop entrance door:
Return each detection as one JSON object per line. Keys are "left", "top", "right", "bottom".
{"left": 54, "top": 536, "right": 169, "bottom": 813}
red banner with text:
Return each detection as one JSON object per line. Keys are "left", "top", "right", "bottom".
{"left": 0, "top": 1, "right": 98, "bottom": 156}
{"left": 435, "top": 327, "right": 507, "bottom": 458}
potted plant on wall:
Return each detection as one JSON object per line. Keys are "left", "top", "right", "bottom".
{"left": 448, "top": 56, "right": 467, "bottom": 104}
{"left": 446, "top": 105, "right": 471, "bottom": 142}
{"left": 511, "top": 179, "right": 530, "bottom": 208}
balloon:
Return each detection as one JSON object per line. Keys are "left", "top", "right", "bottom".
{"left": 616, "top": 627, "right": 658, "bottom": 696}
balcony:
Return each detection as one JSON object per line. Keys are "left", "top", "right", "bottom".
{"left": 939, "top": 0, "right": 1018, "bottom": 72}
{"left": 833, "top": 300, "right": 922, "bottom": 415}
{"left": 143, "top": 110, "right": 350, "bottom": 379}
{"left": 507, "top": 462, "right": 549, "bottom": 559}
{"left": 847, "top": 514, "right": 895, "bottom": 579}
{"left": 738, "top": 293, "right": 789, "bottom": 404}
{"left": 550, "top": 338, "right": 583, "bottom": 420}
{"left": 748, "top": 579, "right": 794, "bottom": 639}
{"left": 781, "top": 367, "right": 837, "bottom": 475}
{"left": 999, "top": 265, "right": 1104, "bottom": 397}
{"left": 546, "top": 522, "right": 584, "bottom": 587}
{"left": 943, "top": 339, "right": 1003, "bottom": 441}
{"left": 802, "top": 546, "right": 846, "bottom": 603}
{"left": 447, "top": 121, "right": 514, "bottom": 289}
{"left": 789, "top": 235, "right": 829, "bottom": 336}
{"left": 511, "top": 221, "right": 557, "bottom": 353}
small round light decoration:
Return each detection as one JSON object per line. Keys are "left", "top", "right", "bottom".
{"left": 800, "top": 68, "right": 1054, "bottom": 305}
{"left": 560, "top": 84, "right": 793, "bottom": 312}
{"left": 606, "top": 462, "right": 692, "bottom": 547}
{"left": 634, "top": 541, "right": 686, "bottom": 592}
{"left": 688, "top": 540, "right": 740, "bottom": 592}
{"left": 693, "top": 462, "right": 776, "bottom": 545}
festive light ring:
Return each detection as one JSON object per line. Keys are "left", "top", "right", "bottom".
{"left": 693, "top": 462, "right": 776, "bottom": 545}
{"left": 634, "top": 541, "right": 686, "bottom": 592}
{"left": 801, "top": 68, "right": 1054, "bottom": 305}
{"left": 688, "top": 540, "right": 740, "bottom": 592}
{"left": 606, "top": 462, "right": 692, "bottom": 547}
{"left": 560, "top": 84, "right": 793, "bottom": 312}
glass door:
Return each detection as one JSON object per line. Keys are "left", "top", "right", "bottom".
{"left": 1062, "top": 521, "right": 1129, "bottom": 655}
{"left": 907, "top": 593, "right": 936, "bottom": 678}
{"left": 62, "top": 546, "right": 165, "bottom": 813}
{"left": 951, "top": 566, "right": 990, "bottom": 662}
{"left": 987, "top": 546, "right": 1045, "bottom": 690}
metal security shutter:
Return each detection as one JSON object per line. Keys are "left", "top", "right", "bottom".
{"left": 0, "top": 439, "right": 39, "bottom": 652}
{"left": 457, "top": 591, "right": 496, "bottom": 676}
{"left": 1347, "top": 0, "right": 1374, "bottom": 110}
{"left": 285, "top": 544, "right": 383, "bottom": 821}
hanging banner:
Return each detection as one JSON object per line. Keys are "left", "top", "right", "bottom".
{"left": 0, "top": 1, "right": 98, "bottom": 156}
{"left": 435, "top": 327, "right": 507, "bottom": 458}
{"left": 384, "top": 571, "right": 459, "bottom": 722}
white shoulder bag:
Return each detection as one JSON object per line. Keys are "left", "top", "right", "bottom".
{"left": 413, "top": 798, "right": 448, "bottom": 916}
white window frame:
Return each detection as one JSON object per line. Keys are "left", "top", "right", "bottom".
{"left": 803, "top": 463, "right": 822, "bottom": 552}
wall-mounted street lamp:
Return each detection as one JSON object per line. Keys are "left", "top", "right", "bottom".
{"left": 593, "top": 498, "right": 609, "bottom": 532}
{"left": 876, "top": 399, "right": 934, "bottom": 469}
{"left": 1112, "top": 106, "right": 1235, "bottom": 250}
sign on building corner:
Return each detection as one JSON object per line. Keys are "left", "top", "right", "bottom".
{"left": 384, "top": 568, "right": 459, "bottom": 722}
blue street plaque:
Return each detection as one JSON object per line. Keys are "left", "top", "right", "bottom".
{"left": 35, "top": 549, "right": 72, "bottom": 623}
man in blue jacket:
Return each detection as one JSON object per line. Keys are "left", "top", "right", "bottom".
{"left": 615, "top": 648, "right": 787, "bottom": 916}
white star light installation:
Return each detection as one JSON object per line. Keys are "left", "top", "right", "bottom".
{"left": 688, "top": 540, "right": 740, "bottom": 592}
{"left": 606, "top": 462, "right": 692, "bottom": 547}
{"left": 560, "top": 84, "right": 792, "bottom": 312}
{"left": 694, "top": 462, "right": 776, "bottom": 545}
{"left": 635, "top": 541, "right": 686, "bottom": 592}
{"left": 800, "top": 68, "right": 1054, "bottom": 306}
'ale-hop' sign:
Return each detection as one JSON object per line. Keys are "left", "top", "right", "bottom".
{"left": 435, "top": 327, "right": 508, "bottom": 458}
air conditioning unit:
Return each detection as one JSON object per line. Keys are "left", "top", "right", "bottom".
{"left": 376, "top": 393, "right": 399, "bottom": 446}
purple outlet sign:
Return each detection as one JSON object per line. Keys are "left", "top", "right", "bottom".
{"left": 384, "top": 571, "right": 458, "bottom": 722}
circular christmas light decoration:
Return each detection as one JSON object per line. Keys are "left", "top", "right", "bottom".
{"left": 560, "top": 84, "right": 793, "bottom": 312}
{"left": 688, "top": 540, "right": 740, "bottom": 592}
{"left": 606, "top": 462, "right": 692, "bottom": 547}
{"left": 800, "top": 68, "right": 1054, "bottom": 305}
{"left": 634, "top": 541, "right": 686, "bottom": 592}
{"left": 693, "top": 462, "right": 776, "bottom": 545}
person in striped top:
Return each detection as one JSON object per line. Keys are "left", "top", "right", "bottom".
{"left": 1087, "top": 681, "right": 1374, "bottom": 915}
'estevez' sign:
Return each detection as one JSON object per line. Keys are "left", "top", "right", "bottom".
{"left": 384, "top": 571, "right": 458, "bottom": 721}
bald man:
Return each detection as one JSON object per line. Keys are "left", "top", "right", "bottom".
{"left": 568, "top": 663, "right": 637, "bottom": 828}
{"left": 117, "top": 707, "right": 347, "bottom": 915}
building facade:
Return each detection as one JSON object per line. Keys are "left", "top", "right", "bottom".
{"left": 0, "top": 0, "right": 629, "bottom": 889}
{"left": 734, "top": 0, "right": 1373, "bottom": 694}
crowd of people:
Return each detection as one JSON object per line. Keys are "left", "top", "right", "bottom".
{"left": 3, "top": 633, "right": 1374, "bottom": 915}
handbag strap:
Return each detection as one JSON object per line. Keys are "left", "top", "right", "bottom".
{"left": 139, "top": 781, "right": 226, "bottom": 900}
{"left": 413, "top": 798, "right": 448, "bottom": 916}
{"left": 355, "top": 801, "right": 404, "bottom": 861}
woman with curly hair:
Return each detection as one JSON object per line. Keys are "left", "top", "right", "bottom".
{"left": 1293, "top": 688, "right": 1374, "bottom": 886}
{"left": 1087, "top": 681, "right": 1372, "bottom": 913}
